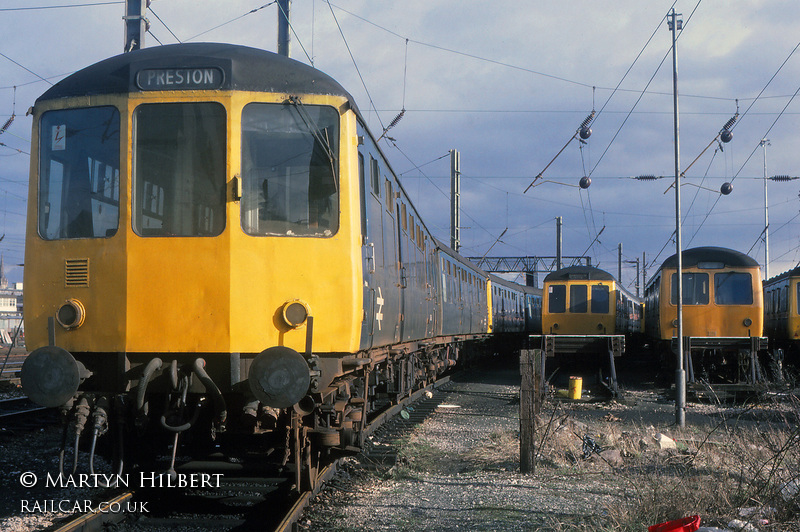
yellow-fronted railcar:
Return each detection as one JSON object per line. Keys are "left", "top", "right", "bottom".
{"left": 643, "top": 246, "right": 775, "bottom": 385}
{"left": 541, "top": 265, "right": 641, "bottom": 338}
{"left": 21, "top": 43, "right": 501, "bottom": 484}
{"left": 537, "top": 265, "right": 641, "bottom": 394}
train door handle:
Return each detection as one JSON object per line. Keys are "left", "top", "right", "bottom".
{"left": 365, "top": 243, "right": 375, "bottom": 273}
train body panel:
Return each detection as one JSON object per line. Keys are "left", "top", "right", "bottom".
{"left": 488, "top": 274, "right": 526, "bottom": 333}
{"left": 25, "top": 88, "right": 365, "bottom": 356}
{"left": 436, "top": 244, "right": 488, "bottom": 336}
{"left": 764, "top": 267, "right": 800, "bottom": 354}
{"left": 523, "top": 286, "right": 543, "bottom": 334}
{"left": 358, "top": 121, "right": 402, "bottom": 347}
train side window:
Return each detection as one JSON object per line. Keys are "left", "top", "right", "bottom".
{"left": 714, "top": 272, "right": 753, "bottom": 305}
{"left": 670, "top": 273, "right": 709, "bottom": 305}
{"left": 240, "top": 102, "right": 338, "bottom": 237}
{"left": 591, "top": 285, "right": 610, "bottom": 313}
{"left": 358, "top": 153, "right": 366, "bottom": 238}
{"left": 370, "top": 157, "right": 380, "bottom": 197}
{"left": 569, "top": 285, "right": 587, "bottom": 313}
{"left": 134, "top": 102, "right": 226, "bottom": 237}
{"left": 780, "top": 286, "right": 788, "bottom": 313}
{"left": 38, "top": 106, "right": 121, "bottom": 240}
{"left": 384, "top": 179, "right": 393, "bottom": 212}
{"left": 548, "top": 284, "right": 566, "bottom": 313}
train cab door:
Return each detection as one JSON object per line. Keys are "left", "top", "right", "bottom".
{"left": 424, "top": 243, "right": 437, "bottom": 338}
{"left": 357, "top": 127, "right": 401, "bottom": 348}
{"left": 357, "top": 149, "right": 374, "bottom": 351}
{"left": 380, "top": 179, "right": 401, "bottom": 344}
{"left": 396, "top": 201, "right": 407, "bottom": 341}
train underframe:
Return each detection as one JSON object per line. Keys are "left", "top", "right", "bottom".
{"left": 36, "top": 336, "right": 493, "bottom": 491}
{"left": 531, "top": 334, "right": 624, "bottom": 397}
{"left": 662, "top": 336, "right": 785, "bottom": 393}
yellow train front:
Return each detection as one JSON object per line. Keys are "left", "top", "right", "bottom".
{"left": 537, "top": 265, "right": 641, "bottom": 394}
{"left": 20, "top": 43, "right": 491, "bottom": 482}
{"left": 763, "top": 267, "right": 800, "bottom": 377}
{"left": 643, "top": 246, "right": 773, "bottom": 385}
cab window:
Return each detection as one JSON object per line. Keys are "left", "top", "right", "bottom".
{"left": 714, "top": 272, "right": 753, "bottom": 305}
{"left": 569, "top": 285, "right": 588, "bottom": 313}
{"left": 671, "top": 272, "right": 709, "bottom": 305}
{"left": 591, "top": 285, "right": 610, "bottom": 313}
{"left": 241, "top": 102, "right": 338, "bottom": 237}
{"left": 548, "top": 284, "right": 566, "bottom": 313}
{"left": 133, "top": 102, "right": 226, "bottom": 236}
{"left": 38, "top": 107, "right": 120, "bottom": 239}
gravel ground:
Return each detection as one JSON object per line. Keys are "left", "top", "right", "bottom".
{"left": 1, "top": 355, "right": 799, "bottom": 531}
{"left": 0, "top": 424, "right": 85, "bottom": 532}
{"left": 299, "top": 357, "right": 800, "bottom": 532}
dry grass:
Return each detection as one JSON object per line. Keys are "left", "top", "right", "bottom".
{"left": 529, "top": 396, "right": 800, "bottom": 531}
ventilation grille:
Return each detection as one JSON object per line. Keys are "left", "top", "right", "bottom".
{"left": 65, "top": 258, "right": 89, "bottom": 287}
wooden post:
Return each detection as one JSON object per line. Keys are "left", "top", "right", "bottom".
{"left": 520, "top": 349, "right": 543, "bottom": 474}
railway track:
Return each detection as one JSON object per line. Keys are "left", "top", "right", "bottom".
{"left": 0, "top": 396, "right": 53, "bottom": 429}
{"left": 44, "top": 377, "right": 449, "bottom": 532}
{"left": 0, "top": 347, "right": 27, "bottom": 383}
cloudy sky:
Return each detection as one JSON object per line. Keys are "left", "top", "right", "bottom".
{"left": 2, "top": 0, "right": 800, "bottom": 290}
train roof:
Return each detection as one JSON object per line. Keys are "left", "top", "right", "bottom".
{"left": 431, "top": 238, "right": 487, "bottom": 276}
{"left": 36, "top": 43, "right": 357, "bottom": 109}
{"left": 763, "top": 265, "right": 800, "bottom": 286}
{"left": 488, "top": 273, "right": 524, "bottom": 291}
{"left": 543, "top": 265, "right": 615, "bottom": 282}
{"left": 660, "top": 246, "right": 760, "bottom": 269}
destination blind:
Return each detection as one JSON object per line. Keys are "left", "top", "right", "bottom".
{"left": 136, "top": 67, "right": 224, "bottom": 90}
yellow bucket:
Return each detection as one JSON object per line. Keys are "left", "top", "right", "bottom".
{"left": 568, "top": 376, "right": 583, "bottom": 400}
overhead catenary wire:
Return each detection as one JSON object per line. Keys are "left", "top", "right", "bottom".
{"left": 687, "top": 78, "right": 800, "bottom": 247}
{"left": 325, "top": 0, "right": 386, "bottom": 134}
{"left": 185, "top": 2, "right": 277, "bottom": 42}
{"left": 0, "top": 51, "right": 53, "bottom": 86}
{"left": 387, "top": 140, "right": 496, "bottom": 243}
{"left": 276, "top": 0, "right": 313, "bottom": 64}
{"left": 148, "top": 5, "right": 181, "bottom": 43}
{"left": 0, "top": 2, "right": 122, "bottom": 11}
{"left": 587, "top": 1, "right": 703, "bottom": 180}
{"left": 326, "top": 1, "right": 758, "bottom": 105}
{"left": 5, "top": 3, "right": 796, "bottom": 276}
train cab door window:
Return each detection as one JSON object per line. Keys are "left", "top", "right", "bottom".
{"left": 133, "top": 102, "right": 225, "bottom": 236}
{"left": 670, "top": 272, "right": 709, "bottom": 305}
{"left": 240, "top": 102, "right": 339, "bottom": 237}
{"left": 569, "top": 285, "right": 587, "bottom": 313}
{"left": 714, "top": 272, "right": 753, "bottom": 305}
{"left": 38, "top": 107, "right": 120, "bottom": 239}
{"left": 358, "top": 153, "right": 367, "bottom": 238}
{"left": 548, "top": 284, "right": 566, "bottom": 313}
{"left": 370, "top": 157, "right": 380, "bottom": 197}
{"left": 591, "top": 285, "right": 610, "bottom": 313}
